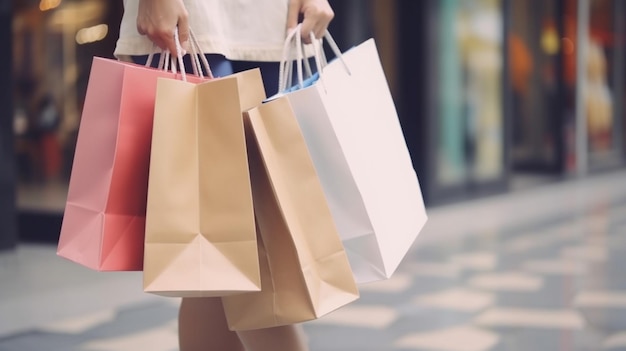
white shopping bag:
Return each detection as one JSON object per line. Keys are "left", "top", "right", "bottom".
{"left": 277, "top": 28, "right": 428, "bottom": 284}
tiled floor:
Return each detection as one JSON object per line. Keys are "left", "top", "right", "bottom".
{"left": 2, "top": 169, "right": 626, "bottom": 351}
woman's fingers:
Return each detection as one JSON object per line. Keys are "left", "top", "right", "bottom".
{"left": 287, "top": 0, "right": 334, "bottom": 44}
{"left": 176, "top": 15, "right": 190, "bottom": 52}
{"left": 137, "top": 0, "right": 189, "bottom": 55}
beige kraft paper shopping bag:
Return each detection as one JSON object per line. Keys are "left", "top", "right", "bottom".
{"left": 144, "top": 69, "right": 265, "bottom": 297}
{"left": 222, "top": 97, "right": 359, "bottom": 330}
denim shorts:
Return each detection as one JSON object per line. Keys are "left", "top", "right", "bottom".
{"left": 132, "top": 54, "right": 281, "bottom": 97}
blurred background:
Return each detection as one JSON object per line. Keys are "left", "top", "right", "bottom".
{"left": 1, "top": 0, "right": 625, "bottom": 245}
{"left": 1, "top": 0, "right": 626, "bottom": 350}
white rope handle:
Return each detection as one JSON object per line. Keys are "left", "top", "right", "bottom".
{"left": 189, "top": 30, "right": 214, "bottom": 78}
{"left": 146, "top": 49, "right": 157, "bottom": 68}
{"left": 143, "top": 29, "right": 185, "bottom": 80}
{"left": 278, "top": 27, "right": 300, "bottom": 92}
{"left": 142, "top": 28, "right": 214, "bottom": 81}
{"left": 278, "top": 25, "right": 308, "bottom": 92}
{"left": 277, "top": 26, "right": 350, "bottom": 93}
{"left": 309, "top": 32, "right": 326, "bottom": 92}
{"left": 282, "top": 36, "right": 314, "bottom": 91}
{"left": 173, "top": 28, "right": 187, "bottom": 81}
{"left": 184, "top": 28, "right": 213, "bottom": 78}
{"left": 322, "top": 30, "right": 350, "bottom": 75}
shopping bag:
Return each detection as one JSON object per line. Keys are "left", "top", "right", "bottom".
{"left": 221, "top": 97, "right": 359, "bottom": 330}
{"left": 143, "top": 69, "right": 265, "bottom": 297}
{"left": 57, "top": 57, "right": 191, "bottom": 271}
{"left": 281, "top": 31, "right": 428, "bottom": 284}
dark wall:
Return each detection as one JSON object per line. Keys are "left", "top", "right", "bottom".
{"left": 396, "top": 1, "right": 431, "bottom": 204}
{"left": 0, "top": 0, "right": 17, "bottom": 251}
{"left": 328, "top": 0, "right": 374, "bottom": 50}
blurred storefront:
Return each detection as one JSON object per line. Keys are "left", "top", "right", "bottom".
{"left": 8, "top": 0, "right": 122, "bottom": 242}
{"left": 508, "top": 0, "right": 568, "bottom": 173}
{"left": 1, "top": 0, "right": 626, "bottom": 244}
{"left": 394, "top": 0, "right": 626, "bottom": 205}
{"left": 508, "top": 0, "right": 625, "bottom": 174}
{"left": 585, "top": 0, "right": 625, "bottom": 171}
{"left": 13, "top": 0, "right": 121, "bottom": 186}
{"left": 397, "top": 0, "right": 509, "bottom": 205}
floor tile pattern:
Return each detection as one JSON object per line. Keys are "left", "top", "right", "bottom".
{"left": 2, "top": 170, "right": 626, "bottom": 350}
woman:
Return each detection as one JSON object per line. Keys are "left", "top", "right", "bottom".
{"left": 114, "top": 1, "right": 334, "bottom": 350}
{"left": 115, "top": 0, "right": 333, "bottom": 96}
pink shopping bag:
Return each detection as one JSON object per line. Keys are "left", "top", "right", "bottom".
{"left": 57, "top": 57, "right": 201, "bottom": 271}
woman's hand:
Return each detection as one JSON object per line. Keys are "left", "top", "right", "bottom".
{"left": 137, "top": 0, "right": 189, "bottom": 55}
{"left": 287, "top": 0, "right": 334, "bottom": 43}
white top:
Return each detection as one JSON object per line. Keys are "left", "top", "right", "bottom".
{"left": 115, "top": 0, "right": 290, "bottom": 62}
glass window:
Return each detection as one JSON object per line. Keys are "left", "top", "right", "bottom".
{"left": 436, "top": 0, "right": 505, "bottom": 187}
{"left": 508, "top": 0, "right": 565, "bottom": 171}
{"left": 586, "top": 0, "right": 625, "bottom": 167}
{"left": 13, "top": 0, "right": 119, "bottom": 211}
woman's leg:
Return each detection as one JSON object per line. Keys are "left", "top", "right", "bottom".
{"left": 236, "top": 324, "right": 309, "bottom": 351}
{"left": 179, "top": 298, "right": 310, "bottom": 351}
{"left": 178, "top": 297, "right": 245, "bottom": 351}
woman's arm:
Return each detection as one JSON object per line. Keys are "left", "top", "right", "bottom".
{"left": 135, "top": 0, "right": 335, "bottom": 54}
